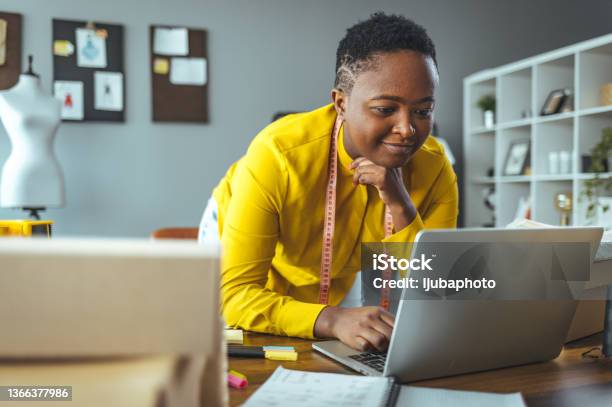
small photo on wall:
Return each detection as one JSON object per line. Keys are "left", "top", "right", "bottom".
{"left": 54, "top": 80, "right": 84, "bottom": 120}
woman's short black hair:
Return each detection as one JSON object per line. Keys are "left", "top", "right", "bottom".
{"left": 335, "top": 12, "right": 437, "bottom": 93}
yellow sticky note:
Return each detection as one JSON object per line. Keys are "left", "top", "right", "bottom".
{"left": 95, "top": 29, "right": 108, "bottom": 39}
{"left": 265, "top": 350, "right": 298, "bottom": 361}
{"left": 153, "top": 58, "right": 169, "bottom": 75}
{"left": 224, "top": 329, "right": 243, "bottom": 344}
{"left": 53, "top": 40, "right": 75, "bottom": 57}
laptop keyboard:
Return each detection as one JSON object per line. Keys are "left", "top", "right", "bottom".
{"left": 348, "top": 351, "right": 387, "bottom": 372}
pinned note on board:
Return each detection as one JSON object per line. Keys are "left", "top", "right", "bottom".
{"left": 53, "top": 40, "right": 75, "bottom": 57}
{"left": 153, "top": 27, "right": 188, "bottom": 56}
{"left": 170, "top": 57, "right": 206, "bottom": 85}
{"left": 153, "top": 57, "right": 169, "bottom": 74}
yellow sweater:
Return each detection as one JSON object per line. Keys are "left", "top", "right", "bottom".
{"left": 214, "top": 104, "right": 458, "bottom": 339}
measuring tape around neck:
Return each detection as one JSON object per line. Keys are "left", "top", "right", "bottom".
{"left": 318, "top": 117, "right": 394, "bottom": 309}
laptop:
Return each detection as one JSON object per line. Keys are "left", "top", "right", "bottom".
{"left": 313, "top": 227, "right": 603, "bottom": 382}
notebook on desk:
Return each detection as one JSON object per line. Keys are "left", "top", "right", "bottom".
{"left": 243, "top": 367, "right": 526, "bottom": 407}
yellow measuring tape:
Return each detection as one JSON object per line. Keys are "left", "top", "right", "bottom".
{"left": 319, "top": 117, "right": 393, "bottom": 309}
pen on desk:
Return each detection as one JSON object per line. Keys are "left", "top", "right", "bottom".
{"left": 228, "top": 345, "right": 265, "bottom": 358}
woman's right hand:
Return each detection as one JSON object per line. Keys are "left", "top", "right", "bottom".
{"left": 314, "top": 306, "right": 395, "bottom": 352}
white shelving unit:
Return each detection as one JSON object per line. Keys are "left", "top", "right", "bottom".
{"left": 464, "top": 33, "right": 612, "bottom": 228}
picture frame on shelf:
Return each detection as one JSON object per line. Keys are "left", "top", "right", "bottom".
{"left": 559, "top": 89, "right": 574, "bottom": 112}
{"left": 540, "top": 89, "right": 567, "bottom": 116}
{"left": 503, "top": 140, "right": 530, "bottom": 176}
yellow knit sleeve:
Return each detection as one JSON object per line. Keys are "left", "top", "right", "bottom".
{"left": 219, "top": 139, "right": 326, "bottom": 339}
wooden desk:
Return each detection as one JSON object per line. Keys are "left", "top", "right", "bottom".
{"left": 229, "top": 332, "right": 612, "bottom": 406}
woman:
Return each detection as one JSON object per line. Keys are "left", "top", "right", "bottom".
{"left": 200, "top": 12, "right": 458, "bottom": 352}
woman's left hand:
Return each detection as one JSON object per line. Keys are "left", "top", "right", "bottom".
{"left": 350, "top": 157, "right": 417, "bottom": 230}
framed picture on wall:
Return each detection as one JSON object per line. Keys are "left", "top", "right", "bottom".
{"left": 503, "top": 140, "right": 530, "bottom": 176}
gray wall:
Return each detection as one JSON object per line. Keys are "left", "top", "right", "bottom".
{"left": 0, "top": 0, "right": 611, "bottom": 237}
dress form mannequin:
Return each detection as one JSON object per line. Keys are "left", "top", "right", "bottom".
{"left": 0, "top": 56, "right": 65, "bottom": 218}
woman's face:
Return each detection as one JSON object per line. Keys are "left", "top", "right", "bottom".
{"left": 333, "top": 50, "right": 439, "bottom": 168}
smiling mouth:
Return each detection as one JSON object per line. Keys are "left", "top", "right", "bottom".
{"left": 381, "top": 142, "right": 416, "bottom": 154}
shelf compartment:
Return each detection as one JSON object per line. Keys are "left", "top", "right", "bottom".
{"left": 468, "top": 133, "right": 495, "bottom": 181}
{"left": 576, "top": 114, "right": 612, "bottom": 172}
{"left": 578, "top": 43, "right": 612, "bottom": 110}
{"left": 496, "top": 183, "right": 530, "bottom": 227}
{"left": 496, "top": 127, "right": 531, "bottom": 177}
{"left": 535, "top": 55, "right": 575, "bottom": 118}
{"left": 533, "top": 180, "right": 573, "bottom": 226}
{"left": 465, "top": 183, "right": 496, "bottom": 228}
{"left": 499, "top": 68, "right": 532, "bottom": 124}
{"left": 469, "top": 78, "right": 496, "bottom": 130}
{"left": 574, "top": 179, "right": 612, "bottom": 227}
{"left": 533, "top": 120, "right": 574, "bottom": 176}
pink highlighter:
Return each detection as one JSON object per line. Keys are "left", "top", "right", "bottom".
{"left": 227, "top": 370, "right": 248, "bottom": 389}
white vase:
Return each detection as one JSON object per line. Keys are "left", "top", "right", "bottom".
{"left": 483, "top": 110, "right": 495, "bottom": 128}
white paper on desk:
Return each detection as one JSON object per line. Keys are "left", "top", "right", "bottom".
{"left": 94, "top": 71, "right": 123, "bottom": 111}
{"left": 396, "top": 386, "right": 526, "bottom": 407}
{"left": 243, "top": 366, "right": 392, "bottom": 407}
{"left": 76, "top": 28, "right": 107, "bottom": 68}
{"left": 170, "top": 57, "right": 206, "bottom": 85}
{"left": 154, "top": 27, "right": 188, "bottom": 56}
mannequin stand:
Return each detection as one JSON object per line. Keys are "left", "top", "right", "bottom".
{"left": 22, "top": 207, "right": 45, "bottom": 220}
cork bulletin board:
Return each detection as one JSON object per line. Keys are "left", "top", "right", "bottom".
{"left": 150, "top": 25, "right": 208, "bottom": 123}
{"left": 0, "top": 12, "right": 22, "bottom": 90}
{"left": 52, "top": 19, "right": 125, "bottom": 122}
